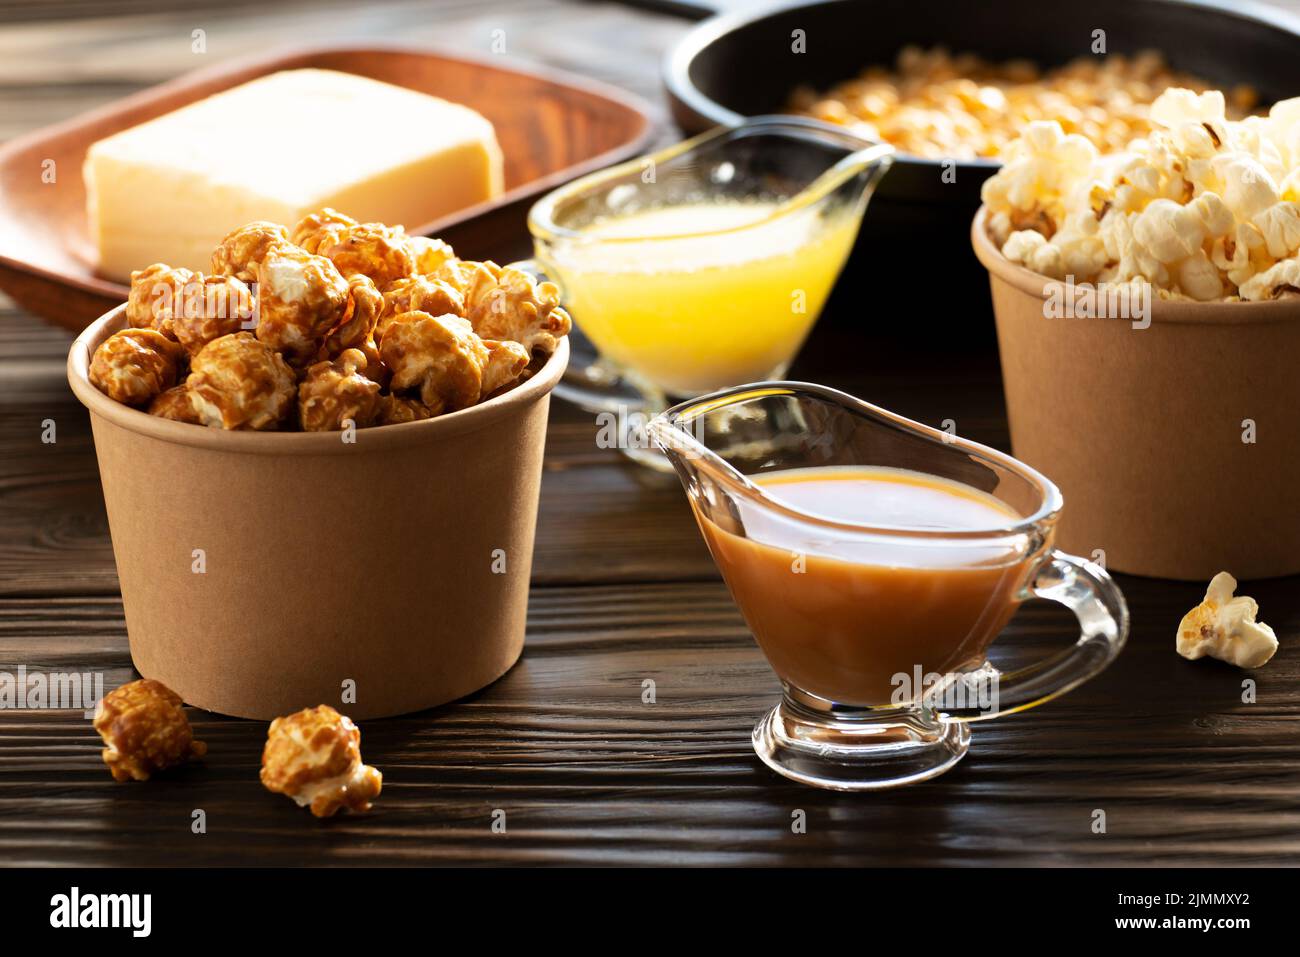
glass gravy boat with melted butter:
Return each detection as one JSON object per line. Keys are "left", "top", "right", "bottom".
{"left": 525, "top": 118, "right": 893, "bottom": 467}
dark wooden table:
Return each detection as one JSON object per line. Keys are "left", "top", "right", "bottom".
{"left": 1, "top": 0, "right": 1298, "bottom": 867}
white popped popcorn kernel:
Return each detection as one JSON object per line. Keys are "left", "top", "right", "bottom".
{"left": 1177, "top": 572, "right": 1279, "bottom": 668}
{"left": 987, "top": 120, "right": 1101, "bottom": 223}
{"left": 1127, "top": 164, "right": 1162, "bottom": 197}
{"left": 1054, "top": 213, "right": 1109, "bottom": 278}
{"left": 1001, "top": 229, "right": 1048, "bottom": 265}
{"left": 1189, "top": 191, "right": 1235, "bottom": 238}
{"left": 1279, "top": 168, "right": 1300, "bottom": 202}
{"left": 1234, "top": 117, "right": 1288, "bottom": 181}
{"left": 1103, "top": 211, "right": 1168, "bottom": 286}
{"left": 1252, "top": 201, "right": 1300, "bottom": 259}
{"left": 1133, "top": 199, "right": 1205, "bottom": 263}
{"left": 1239, "top": 255, "right": 1300, "bottom": 300}
{"left": 1151, "top": 89, "right": 1230, "bottom": 160}
{"left": 1211, "top": 222, "right": 1269, "bottom": 288}
{"left": 1027, "top": 241, "right": 1065, "bottom": 279}
{"left": 1265, "top": 97, "right": 1300, "bottom": 167}
{"left": 1216, "top": 154, "right": 1280, "bottom": 222}
{"left": 1176, "top": 251, "right": 1224, "bottom": 300}
{"left": 1022, "top": 120, "right": 1065, "bottom": 153}
{"left": 986, "top": 209, "right": 1013, "bottom": 246}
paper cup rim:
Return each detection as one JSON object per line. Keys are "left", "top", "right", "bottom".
{"left": 68, "top": 304, "right": 570, "bottom": 454}
{"left": 971, "top": 206, "right": 1300, "bottom": 327}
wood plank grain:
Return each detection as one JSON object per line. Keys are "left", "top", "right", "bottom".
{"left": 0, "top": 0, "right": 684, "bottom": 103}
{"left": 0, "top": 586, "right": 1297, "bottom": 866}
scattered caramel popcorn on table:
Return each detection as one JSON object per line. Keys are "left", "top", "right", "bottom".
{"left": 1177, "top": 572, "right": 1278, "bottom": 669}
{"left": 260, "top": 705, "right": 382, "bottom": 818}
{"left": 982, "top": 88, "right": 1300, "bottom": 301}
{"left": 789, "top": 47, "right": 1255, "bottom": 161}
{"left": 93, "top": 678, "right": 207, "bottom": 782}
{"left": 88, "top": 208, "right": 572, "bottom": 430}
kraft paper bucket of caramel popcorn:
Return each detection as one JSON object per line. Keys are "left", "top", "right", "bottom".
{"left": 68, "top": 304, "right": 569, "bottom": 719}
{"left": 972, "top": 207, "right": 1300, "bottom": 580}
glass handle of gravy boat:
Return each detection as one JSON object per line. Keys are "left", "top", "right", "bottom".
{"left": 509, "top": 258, "right": 658, "bottom": 416}
{"left": 935, "top": 551, "right": 1130, "bottom": 722}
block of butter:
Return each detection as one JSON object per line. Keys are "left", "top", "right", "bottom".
{"left": 84, "top": 69, "right": 504, "bottom": 281}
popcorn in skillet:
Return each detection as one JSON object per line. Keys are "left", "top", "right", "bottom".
{"left": 983, "top": 88, "right": 1300, "bottom": 301}
{"left": 89, "top": 211, "right": 570, "bottom": 430}
{"left": 789, "top": 47, "right": 1255, "bottom": 161}
{"left": 260, "top": 705, "right": 382, "bottom": 818}
{"left": 1177, "top": 572, "right": 1278, "bottom": 668}
{"left": 93, "top": 678, "right": 207, "bottom": 782}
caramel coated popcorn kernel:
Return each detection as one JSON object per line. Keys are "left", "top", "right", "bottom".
{"left": 186, "top": 332, "right": 297, "bottom": 430}
{"left": 89, "top": 327, "right": 187, "bottom": 407}
{"left": 324, "top": 274, "right": 384, "bottom": 359}
{"left": 126, "top": 263, "right": 197, "bottom": 339}
{"left": 463, "top": 262, "right": 572, "bottom": 355}
{"left": 378, "top": 274, "right": 465, "bottom": 341}
{"left": 93, "top": 678, "right": 207, "bottom": 782}
{"left": 377, "top": 393, "right": 436, "bottom": 425}
{"left": 211, "top": 221, "right": 295, "bottom": 283}
{"left": 147, "top": 384, "right": 202, "bottom": 424}
{"left": 380, "top": 310, "right": 487, "bottom": 414}
{"left": 171, "top": 275, "right": 256, "bottom": 356}
{"left": 481, "top": 338, "right": 530, "bottom": 400}
{"left": 294, "top": 212, "right": 415, "bottom": 290}
{"left": 254, "top": 245, "right": 351, "bottom": 366}
{"left": 260, "top": 705, "right": 382, "bottom": 817}
{"left": 297, "top": 348, "right": 383, "bottom": 432}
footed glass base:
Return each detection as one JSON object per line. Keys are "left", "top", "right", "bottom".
{"left": 751, "top": 694, "right": 970, "bottom": 791}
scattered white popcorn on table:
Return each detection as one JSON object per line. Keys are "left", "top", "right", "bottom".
{"left": 983, "top": 87, "right": 1300, "bottom": 301}
{"left": 1176, "top": 572, "right": 1278, "bottom": 668}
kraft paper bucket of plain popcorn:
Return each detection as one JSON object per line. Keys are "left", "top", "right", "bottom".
{"left": 68, "top": 304, "right": 569, "bottom": 719}
{"left": 972, "top": 207, "right": 1300, "bottom": 580}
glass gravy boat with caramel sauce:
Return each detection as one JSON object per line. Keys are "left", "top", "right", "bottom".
{"left": 650, "top": 382, "right": 1129, "bottom": 791}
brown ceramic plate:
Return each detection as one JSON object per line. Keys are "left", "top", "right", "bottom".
{"left": 0, "top": 42, "right": 654, "bottom": 331}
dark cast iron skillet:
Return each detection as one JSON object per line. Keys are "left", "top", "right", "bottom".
{"left": 661, "top": 0, "right": 1300, "bottom": 344}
